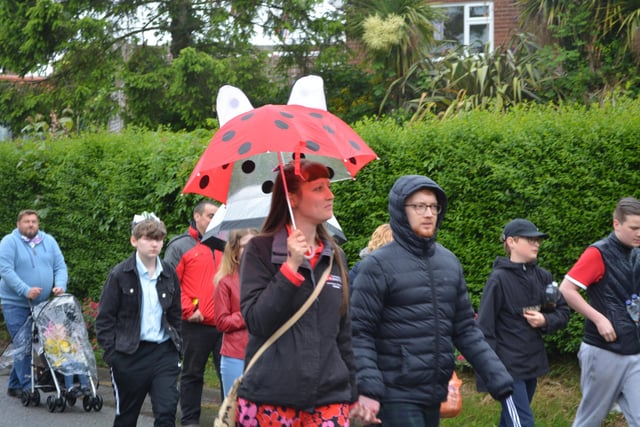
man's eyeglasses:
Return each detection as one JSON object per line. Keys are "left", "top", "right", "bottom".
{"left": 405, "top": 203, "right": 442, "bottom": 215}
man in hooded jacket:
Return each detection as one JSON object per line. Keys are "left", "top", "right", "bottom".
{"left": 351, "top": 175, "right": 514, "bottom": 426}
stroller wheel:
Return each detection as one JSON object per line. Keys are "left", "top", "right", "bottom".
{"left": 82, "top": 395, "right": 92, "bottom": 412}
{"left": 92, "top": 395, "right": 103, "bottom": 412}
{"left": 55, "top": 396, "right": 66, "bottom": 412}
{"left": 66, "top": 394, "right": 76, "bottom": 406}
{"left": 32, "top": 390, "right": 41, "bottom": 407}
{"left": 21, "top": 390, "right": 32, "bottom": 407}
{"left": 47, "top": 395, "right": 56, "bottom": 412}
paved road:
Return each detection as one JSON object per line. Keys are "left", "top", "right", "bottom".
{"left": 0, "top": 367, "right": 156, "bottom": 426}
{"left": 0, "top": 366, "right": 219, "bottom": 426}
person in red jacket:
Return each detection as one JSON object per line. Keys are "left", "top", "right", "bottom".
{"left": 213, "top": 228, "right": 258, "bottom": 397}
{"left": 163, "top": 200, "right": 222, "bottom": 426}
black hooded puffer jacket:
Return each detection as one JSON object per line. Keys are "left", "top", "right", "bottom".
{"left": 351, "top": 175, "right": 513, "bottom": 405}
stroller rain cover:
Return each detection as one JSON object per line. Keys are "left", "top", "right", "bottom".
{"left": 33, "top": 294, "right": 98, "bottom": 381}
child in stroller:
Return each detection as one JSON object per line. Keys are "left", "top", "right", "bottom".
{"left": 23, "top": 293, "right": 102, "bottom": 412}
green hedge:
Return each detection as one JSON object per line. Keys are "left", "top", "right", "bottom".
{"left": 2, "top": 98, "right": 640, "bottom": 353}
{"left": 0, "top": 131, "right": 210, "bottom": 300}
{"left": 335, "top": 99, "right": 640, "bottom": 353}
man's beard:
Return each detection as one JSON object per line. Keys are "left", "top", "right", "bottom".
{"left": 21, "top": 229, "right": 38, "bottom": 239}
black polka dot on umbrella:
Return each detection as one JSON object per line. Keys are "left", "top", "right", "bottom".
{"left": 241, "top": 112, "right": 255, "bottom": 121}
{"left": 241, "top": 160, "right": 255, "bottom": 174}
{"left": 305, "top": 140, "right": 320, "bottom": 152}
{"left": 322, "top": 125, "right": 335, "bottom": 135}
{"left": 222, "top": 130, "right": 235, "bottom": 141}
{"left": 275, "top": 120, "right": 288, "bottom": 129}
{"left": 262, "top": 180, "right": 274, "bottom": 194}
{"left": 198, "top": 175, "right": 209, "bottom": 189}
{"left": 349, "top": 140, "right": 363, "bottom": 151}
{"left": 238, "top": 142, "right": 252, "bottom": 155}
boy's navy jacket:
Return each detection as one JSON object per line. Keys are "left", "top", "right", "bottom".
{"left": 478, "top": 257, "right": 570, "bottom": 381}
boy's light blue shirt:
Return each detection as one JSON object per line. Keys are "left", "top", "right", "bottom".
{"left": 135, "top": 253, "right": 169, "bottom": 343}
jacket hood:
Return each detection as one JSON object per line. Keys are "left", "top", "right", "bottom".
{"left": 388, "top": 175, "right": 448, "bottom": 254}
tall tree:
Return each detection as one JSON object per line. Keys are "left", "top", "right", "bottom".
{"left": 518, "top": 0, "right": 640, "bottom": 68}
{"left": 345, "top": 0, "right": 441, "bottom": 111}
{"left": 0, "top": 0, "right": 342, "bottom": 133}
{"left": 0, "top": 0, "right": 332, "bottom": 75}
{"left": 516, "top": 0, "right": 640, "bottom": 101}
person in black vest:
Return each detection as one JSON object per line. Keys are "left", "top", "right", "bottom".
{"left": 560, "top": 197, "right": 640, "bottom": 427}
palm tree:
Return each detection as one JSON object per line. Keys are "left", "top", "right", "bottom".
{"left": 518, "top": 0, "right": 640, "bottom": 66}
{"left": 346, "top": 0, "right": 443, "bottom": 109}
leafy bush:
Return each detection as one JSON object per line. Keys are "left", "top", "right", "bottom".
{"left": 392, "top": 33, "right": 560, "bottom": 119}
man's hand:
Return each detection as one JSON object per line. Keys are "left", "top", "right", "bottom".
{"left": 350, "top": 395, "right": 381, "bottom": 424}
{"left": 26, "top": 287, "right": 43, "bottom": 300}
{"left": 52, "top": 287, "right": 64, "bottom": 296}
{"left": 188, "top": 309, "right": 204, "bottom": 323}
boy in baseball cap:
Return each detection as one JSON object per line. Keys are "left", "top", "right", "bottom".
{"left": 478, "top": 218, "right": 569, "bottom": 427}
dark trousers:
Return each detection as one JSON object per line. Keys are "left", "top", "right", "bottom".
{"left": 499, "top": 378, "right": 536, "bottom": 427}
{"left": 375, "top": 402, "right": 441, "bottom": 427}
{"left": 110, "top": 340, "right": 180, "bottom": 427}
{"left": 179, "top": 322, "right": 223, "bottom": 425}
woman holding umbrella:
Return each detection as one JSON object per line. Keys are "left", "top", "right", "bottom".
{"left": 237, "top": 159, "right": 379, "bottom": 426}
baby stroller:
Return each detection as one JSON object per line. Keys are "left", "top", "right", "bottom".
{"left": 21, "top": 293, "right": 103, "bottom": 412}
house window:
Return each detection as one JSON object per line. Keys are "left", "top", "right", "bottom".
{"left": 433, "top": 2, "right": 494, "bottom": 54}
{"left": 0, "top": 124, "right": 11, "bottom": 141}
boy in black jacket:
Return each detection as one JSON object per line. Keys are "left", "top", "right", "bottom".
{"left": 478, "top": 219, "right": 570, "bottom": 427}
{"left": 96, "top": 213, "right": 182, "bottom": 427}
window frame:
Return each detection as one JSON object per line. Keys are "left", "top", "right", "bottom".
{"left": 432, "top": 1, "right": 494, "bottom": 53}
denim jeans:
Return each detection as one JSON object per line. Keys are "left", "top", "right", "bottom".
{"left": 220, "top": 355, "right": 244, "bottom": 398}
{"left": 1, "top": 304, "right": 32, "bottom": 390}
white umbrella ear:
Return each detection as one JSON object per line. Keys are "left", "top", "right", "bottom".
{"left": 216, "top": 85, "right": 254, "bottom": 127}
{"left": 288, "top": 75, "right": 327, "bottom": 111}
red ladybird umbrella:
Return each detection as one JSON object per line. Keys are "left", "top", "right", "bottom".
{"left": 182, "top": 103, "right": 377, "bottom": 205}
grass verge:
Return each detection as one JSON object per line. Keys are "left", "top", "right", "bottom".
{"left": 442, "top": 354, "right": 626, "bottom": 426}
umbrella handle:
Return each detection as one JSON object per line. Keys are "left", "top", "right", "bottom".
{"left": 278, "top": 155, "right": 297, "bottom": 231}
{"left": 278, "top": 153, "right": 314, "bottom": 260}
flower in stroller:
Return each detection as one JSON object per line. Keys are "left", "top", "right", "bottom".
{"left": 43, "top": 322, "right": 78, "bottom": 365}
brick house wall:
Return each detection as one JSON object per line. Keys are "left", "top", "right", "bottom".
{"left": 431, "top": 0, "right": 521, "bottom": 47}
{"left": 492, "top": 0, "right": 520, "bottom": 46}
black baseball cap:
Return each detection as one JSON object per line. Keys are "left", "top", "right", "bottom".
{"left": 501, "top": 219, "right": 548, "bottom": 240}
